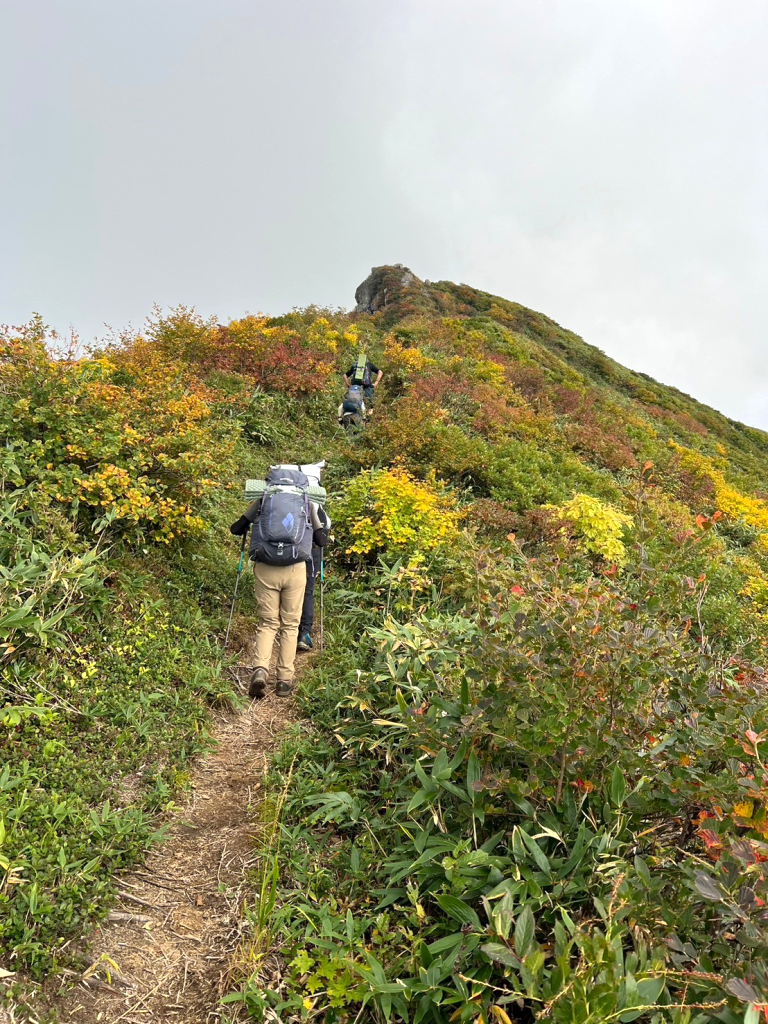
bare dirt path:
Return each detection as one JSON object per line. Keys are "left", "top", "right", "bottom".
{"left": 44, "top": 659, "right": 297, "bottom": 1024}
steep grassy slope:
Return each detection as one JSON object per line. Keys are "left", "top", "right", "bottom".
{"left": 234, "top": 270, "right": 768, "bottom": 1022}
{"left": 359, "top": 262, "right": 768, "bottom": 473}
{"left": 4, "top": 270, "right": 768, "bottom": 1021}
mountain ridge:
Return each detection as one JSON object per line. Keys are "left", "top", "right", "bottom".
{"left": 354, "top": 261, "right": 765, "bottom": 440}
{"left": 348, "top": 264, "right": 768, "bottom": 502}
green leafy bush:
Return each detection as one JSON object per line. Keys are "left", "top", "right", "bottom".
{"left": 233, "top": 525, "right": 768, "bottom": 1020}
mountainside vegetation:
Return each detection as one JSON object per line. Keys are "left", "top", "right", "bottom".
{"left": 4, "top": 266, "right": 768, "bottom": 1021}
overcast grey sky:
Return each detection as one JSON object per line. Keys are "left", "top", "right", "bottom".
{"left": 2, "top": 1, "right": 767, "bottom": 425}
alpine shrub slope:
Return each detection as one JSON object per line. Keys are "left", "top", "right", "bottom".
{"left": 229, "top": 268, "right": 768, "bottom": 1023}
{"left": 4, "top": 267, "right": 768, "bottom": 1023}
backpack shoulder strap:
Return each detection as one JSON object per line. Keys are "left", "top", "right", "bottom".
{"left": 244, "top": 497, "right": 262, "bottom": 522}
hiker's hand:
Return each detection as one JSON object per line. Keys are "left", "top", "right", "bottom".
{"left": 230, "top": 516, "right": 250, "bottom": 536}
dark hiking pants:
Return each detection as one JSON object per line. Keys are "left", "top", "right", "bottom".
{"left": 299, "top": 547, "right": 322, "bottom": 636}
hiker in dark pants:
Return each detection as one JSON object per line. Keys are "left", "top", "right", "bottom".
{"left": 297, "top": 502, "right": 330, "bottom": 650}
{"left": 297, "top": 546, "right": 322, "bottom": 652}
{"left": 338, "top": 386, "right": 366, "bottom": 429}
{"left": 344, "top": 353, "right": 382, "bottom": 408}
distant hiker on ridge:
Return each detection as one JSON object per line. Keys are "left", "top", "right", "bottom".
{"left": 344, "top": 352, "right": 382, "bottom": 409}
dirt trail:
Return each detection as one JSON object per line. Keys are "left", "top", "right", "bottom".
{"left": 45, "top": 660, "right": 295, "bottom": 1024}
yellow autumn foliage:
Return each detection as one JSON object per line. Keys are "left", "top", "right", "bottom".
{"left": 670, "top": 442, "right": 768, "bottom": 532}
{"left": 555, "top": 493, "right": 633, "bottom": 566}
{"left": 384, "top": 335, "right": 431, "bottom": 374}
{"left": 333, "top": 466, "right": 460, "bottom": 560}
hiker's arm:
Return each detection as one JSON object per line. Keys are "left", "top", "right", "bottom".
{"left": 244, "top": 498, "right": 262, "bottom": 522}
{"left": 311, "top": 504, "right": 330, "bottom": 548}
{"left": 343, "top": 374, "right": 351, "bottom": 387}
{"left": 229, "top": 499, "right": 261, "bottom": 535}
{"left": 374, "top": 370, "right": 383, "bottom": 387}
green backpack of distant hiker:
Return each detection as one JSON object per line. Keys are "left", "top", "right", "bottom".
{"left": 352, "top": 353, "right": 369, "bottom": 386}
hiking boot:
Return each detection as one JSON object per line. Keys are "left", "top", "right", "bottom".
{"left": 275, "top": 679, "right": 292, "bottom": 698}
{"left": 248, "top": 667, "right": 268, "bottom": 699}
{"left": 297, "top": 632, "right": 313, "bottom": 652}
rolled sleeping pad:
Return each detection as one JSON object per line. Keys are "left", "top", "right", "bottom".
{"left": 245, "top": 479, "right": 327, "bottom": 505}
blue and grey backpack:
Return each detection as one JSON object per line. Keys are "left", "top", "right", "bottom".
{"left": 250, "top": 467, "right": 312, "bottom": 566}
{"left": 343, "top": 385, "right": 365, "bottom": 415}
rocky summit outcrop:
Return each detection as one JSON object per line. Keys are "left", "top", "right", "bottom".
{"left": 354, "top": 264, "right": 423, "bottom": 314}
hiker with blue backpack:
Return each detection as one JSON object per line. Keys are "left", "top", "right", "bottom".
{"left": 338, "top": 385, "right": 366, "bottom": 430}
{"left": 229, "top": 466, "right": 329, "bottom": 699}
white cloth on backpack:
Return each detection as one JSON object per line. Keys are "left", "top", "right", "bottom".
{"left": 269, "top": 461, "right": 326, "bottom": 487}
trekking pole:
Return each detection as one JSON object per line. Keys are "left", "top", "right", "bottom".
{"left": 320, "top": 550, "right": 324, "bottom": 652}
{"left": 224, "top": 534, "right": 247, "bottom": 650}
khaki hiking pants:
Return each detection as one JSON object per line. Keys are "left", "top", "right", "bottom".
{"left": 252, "top": 561, "right": 307, "bottom": 683}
